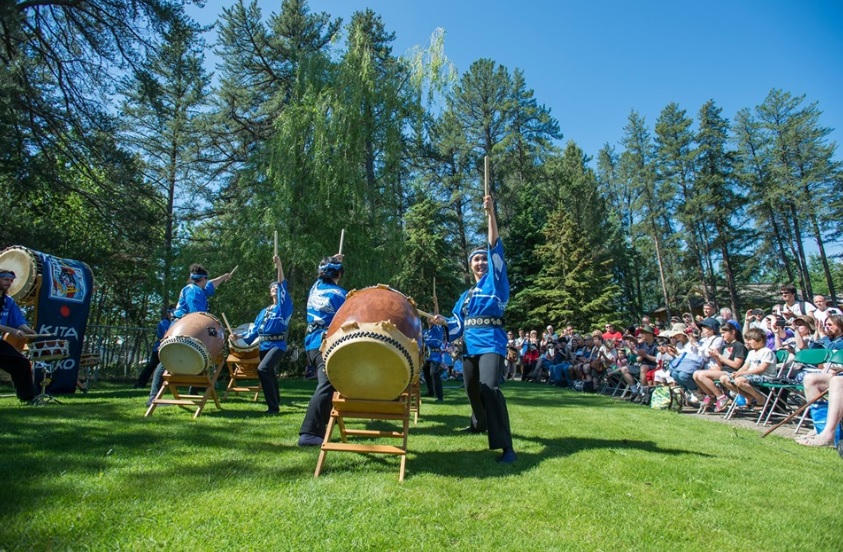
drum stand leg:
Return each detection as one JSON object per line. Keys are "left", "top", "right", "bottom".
{"left": 31, "top": 362, "right": 63, "bottom": 406}
{"left": 314, "top": 391, "right": 411, "bottom": 482}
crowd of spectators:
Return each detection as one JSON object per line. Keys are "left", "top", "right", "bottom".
{"left": 496, "top": 285, "right": 843, "bottom": 452}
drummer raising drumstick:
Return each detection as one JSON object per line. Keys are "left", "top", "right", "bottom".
{"left": 432, "top": 191, "right": 516, "bottom": 464}
{"left": 230, "top": 255, "right": 292, "bottom": 414}
{"left": 0, "top": 268, "right": 37, "bottom": 403}
{"left": 298, "top": 252, "right": 347, "bottom": 446}
{"left": 146, "top": 263, "right": 235, "bottom": 406}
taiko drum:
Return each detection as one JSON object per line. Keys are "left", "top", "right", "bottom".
{"left": 322, "top": 284, "right": 423, "bottom": 401}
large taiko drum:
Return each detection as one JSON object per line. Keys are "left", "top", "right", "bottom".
{"left": 322, "top": 284, "right": 423, "bottom": 401}
{"left": 0, "top": 246, "right": 43, "bottom": 305}
{"left": 229, "top": 323, "right": 259, "bottom": 360}
{"left": 158, "top": 312, "right": 225, "bottom": 375}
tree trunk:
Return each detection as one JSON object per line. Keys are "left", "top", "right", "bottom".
{"left": 787, "top": 202, "right": 812, "bottom": 298}
{"left": 652, "top": 223, "right": 671, "bottom": 321}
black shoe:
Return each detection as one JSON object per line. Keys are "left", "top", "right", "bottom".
{"left": 298, "top": 433, "right": 324, "bottom": 447}
{"left": 264, "top": 409, "right": 280, "bottom": 415}
{"left": 498, "top": 448, "right": 517, "bottom": 463}
{"left": 458, "top": 425, "right": 484, "bottom": 434}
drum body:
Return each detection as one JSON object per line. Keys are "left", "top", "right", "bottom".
{"left": 229, "top": 323, "right": 259, "bottom": 360}
{"left": 28, "top": 339, "right": 70, "bottom": 362}
{"left": 159, "top": 312, "right": 225, "bottom": 375}
{"left": 0, "top": 246, "right": 42, "bottom": 304}
{"left": 322, "top": 284, "right": 423, "bottom": 401}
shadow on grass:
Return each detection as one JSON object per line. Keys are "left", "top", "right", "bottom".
{"left": 406, "top": 434, "right": 714, "bottom": 480}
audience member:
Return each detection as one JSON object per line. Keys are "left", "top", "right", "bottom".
{"left": 718, "top": 327, "right": 777, "bottom": 409}
{"left": 694, "top": 322, "right": 748, "bottom": 412}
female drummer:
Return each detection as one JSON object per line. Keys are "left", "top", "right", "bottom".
{"left": 432, "top": 195, "right": 516, "bottom": 463}
{"left": 423, "top": 319, "right": 445, "bottom": 402}
{"left": 232, "top": 255, "right": 292, "bottom": 414}
{"left": 0, "top": 268, "right": 37, "bottom": 403}
{"left": 146, "top": 263, "right": 234, "bottom": 406}
{"left": 298, "top": 254, "right": 347, "bottom": 446}
{"left": 173, "top": 263, "right": 233, "bottom": 318}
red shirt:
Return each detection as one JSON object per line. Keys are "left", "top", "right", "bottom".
{"left": 602, "top": 330, "right": 623, "bottom": 342}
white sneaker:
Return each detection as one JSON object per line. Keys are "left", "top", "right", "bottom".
{"left": 685, "top": 392, "right": 700, "bottom": 406}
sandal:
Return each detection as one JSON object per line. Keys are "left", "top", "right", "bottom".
{"left": 795, "top": 433, "right": 833, "bottom": 447}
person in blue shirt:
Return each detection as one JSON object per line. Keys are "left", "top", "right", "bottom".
{"left": 232, "top": 255, "right": 292, "bottom": 414}
{"left": 298, "top": 254, "right": 347, "bottom": 446}
{"left": 147, "top": 263, "right": 234, "bottom": 406}
{"left": 432, "top": 195, "right": 516, "bottom": 464}
{"left": 172, "top": 263, "right": 233, "bottom": 318}
{"left": 422, "top": 320, "right": 446, "bottom": 402}
{"left": 134, "top": 305, "right": 174, "bottom": 388}
{"left": 0, "top": 268, "right": 37, "bottom": 402}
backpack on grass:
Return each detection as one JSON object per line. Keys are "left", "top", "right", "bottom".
{"left": 650, "top": 385, "right": 683, "bottom": 412}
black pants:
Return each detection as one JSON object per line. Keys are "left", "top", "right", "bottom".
{"left": 463, "top": 353, "right": 513, "bottom": 450}
{"left": 423, "top": 360, "right": 443, "bottom": 400}
{"left": 299, "top": 349, "right": 334, "bottom": 437}
{"left": 257, "top": 347, "right": 283, "bottom": 412}
{"left": 135, "top": 350, "right": 159, "bottom": 388}
{"left": 0, "top": 340, "right": 35, "bottom": 401}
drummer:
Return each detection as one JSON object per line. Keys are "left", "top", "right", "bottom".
{"left": 298, "top": 254, "right": 347, "bottom": 446}
{"left": 231, "top": 255, "right": 292, "bottom": 414}
{"left": 146, "top": 263, "right": 234, "bottom": 406}
{"left": 423, "top": 319, "right": 445, "bottom": 402}
{"left": 173, "top": 263, "right": 233, "bottom": 318}
{"left": 0, "top": 268, "right": 37, "bottom": 403}
{"left": 432, "top": 194, "right": 516, "bottom": 463}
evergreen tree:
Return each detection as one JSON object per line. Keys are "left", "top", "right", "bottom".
{"left": 695, "top": 100, "right": 744, "bottom": 314}
{"left": 118, "top": 11, "right": 212, "bottom": 309}
{"left": 511, "top": 142, "right": 619, "bottom": 329}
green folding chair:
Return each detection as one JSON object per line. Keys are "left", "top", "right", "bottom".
{"left": 758, "top": 348, "right": 830, "bottom": 427}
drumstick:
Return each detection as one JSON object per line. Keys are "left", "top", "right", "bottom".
{"left": 432, "top": 277, "right": 439, "bottom": 316}
{"left": 338, "top": 228, "right": 345, "bottom": 255}
{"left": 220, "top": 312, "right": 234, "bottom": 336}
{"left": 274, "top": 230, "right": 278, "bottom": 258}
{"left": 416, "top": 308, "right": 437, "bottom": 320}
{"left": 229, "top": 265, "right": 239, "bottom": 277}
{"left": 484, "top": 155, "right": 490, "bottom": 197}
{"left": 27, "top": 333, "right": 57, "bottom": 339}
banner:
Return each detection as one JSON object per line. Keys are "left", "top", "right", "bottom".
{"left": 35, "top": 252, "right": 94, "bottom": 394}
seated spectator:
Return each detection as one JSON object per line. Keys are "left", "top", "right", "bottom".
{"left": 571, "top": 332, "right": 602, "bottom": 384}
{"left": 521, "top": 330, "right": 540, "bottom": 381}
{"left": 818, "top": 314, "right": 843, "bottom": 350}
{"left": 797, "top": 365, "right": 843, "bottom": 447}
{"left": 619, "top": 326, "right": 658, "bottom": 396}
{"left": 776, "top": 284, "right": 816, "bottom": 322}
{"left": 505, "top": 330, "right": 519, "bottom": 380}
{"left": 584, "top": 334, "right": 618, "bottom": 384}
{"left": 812, "top": 294, "right": 841, "bottom": 339}
{"left": 533, "top": 340, "right": 562, "bottom": 383}
{"left": 717, "top": 327, "right": 777, "bottom": 409}
{"left": 602, "top": 323, "right": 623, "bottom": 343}
{"left": 662, "top": 328, "right": 705, "bottom": 397}
{"left": 541, "top": 325, "right": 557, "bottom": 349}
{"left": 698, "top": 318, "right": 724, "bottom": 368}
{"left": 694, "top": 322, "right": 748, "bottom": 412}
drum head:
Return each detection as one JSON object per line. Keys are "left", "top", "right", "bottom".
{"left": 325, "top": 338, "right": 412, "bottom": 401}
{"left": 159, "top": 338, "right": 208, "bottom": 375}
{"left": 0, "top": 247, "right": 37, "bottom": 301}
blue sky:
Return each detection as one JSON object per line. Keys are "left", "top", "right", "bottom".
{"left": 188, "top": 0, "right": 843, "bottom": 161}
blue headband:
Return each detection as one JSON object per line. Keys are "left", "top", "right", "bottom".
{"left": 190, "top": 273, "right": 207, "bottom": 281}
{"left": 467, "top": 248, "right": 486, "bottom": 263}
{"left": 0, "top": 271, "right": 16, "bottom": 279}
{"left": 321, "top": 262, "right": 342, "bottom": 273}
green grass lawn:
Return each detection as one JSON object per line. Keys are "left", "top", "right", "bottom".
{"left": 1, "top": 379, "right": 841, "bottom": 551}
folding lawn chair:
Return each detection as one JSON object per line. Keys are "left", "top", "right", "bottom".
{"left": 756, "top": 348, "right": 829, "bottom": 429}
